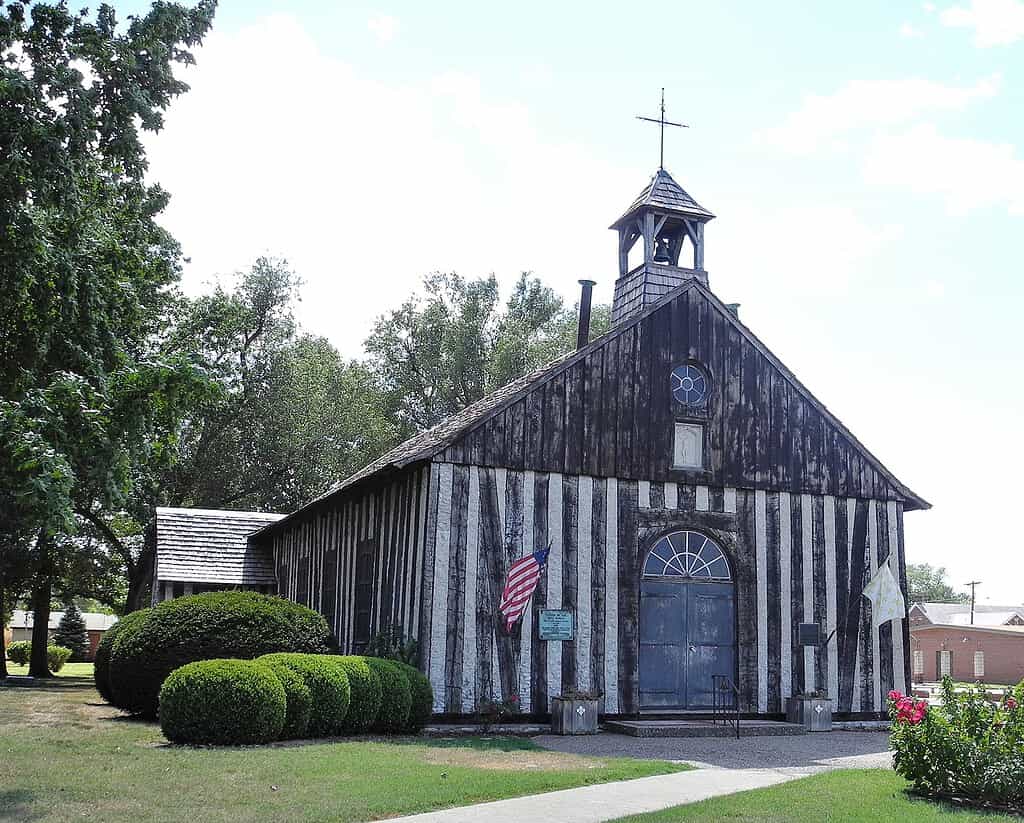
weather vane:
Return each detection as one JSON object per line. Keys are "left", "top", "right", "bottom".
{"left": 636, "top": 88, "right": 688, "bottom": 171}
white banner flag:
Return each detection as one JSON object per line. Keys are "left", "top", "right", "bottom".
{"left": 862, "top": 564, "right": 906, "bottom": 627}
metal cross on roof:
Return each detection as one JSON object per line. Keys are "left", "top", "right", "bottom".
{"left": 636, "top": 88, "right": 688, "bottom": 171}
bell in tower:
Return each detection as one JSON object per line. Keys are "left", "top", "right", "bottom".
{"left": 609, "top": 167, "right": 715, "bottom": 325}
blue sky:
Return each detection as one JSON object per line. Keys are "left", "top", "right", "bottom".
{"left": 138, "top": 1, "right": 1024, "bottom": 602}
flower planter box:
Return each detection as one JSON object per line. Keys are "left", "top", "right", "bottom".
{"left": 786, "top": 696, "right": 832, "bottom": 731}
{"left": 551, "top": 697, "right": 599, "bottom": 735}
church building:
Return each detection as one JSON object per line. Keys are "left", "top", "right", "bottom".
{"left": 164, "top": 165, "right": 929, "bottom": 720}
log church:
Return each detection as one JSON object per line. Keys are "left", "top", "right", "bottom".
{"left": 157, "top": 164, "right": 928, "bottom": 719}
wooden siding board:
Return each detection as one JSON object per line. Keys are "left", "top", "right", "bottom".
{"left": 736, "top": 489, "right": 760, "bottom": 712}
{"left": 766, "top": 492, "right": 782, "bottom": 712}
{"left": 445, "top": 465, "right": 470, "bottom": 712}
{"left": 789, "top": 492, "right": 805, "bottom": 698}
{"left": 877, "top": 500, "right": 894, "bottom": 697}
{"left": 531, "top": 472, "right": 549, "bottom": 713}
{"left": 812, "top": 495, "right": 828, "bottom": 698}
{"left": 616, "top": 328, "right": 635, "bottom": 478}
{"left": 617, "top": 480, "right": 640, "bottom": 714}
{"left": 561, "top": 475, "right": 579, "bottom": 691}
{"left": 590, "top": 477, "right": 607, "bottom": 703}
{"left": 566, "top": 362, "right": 585, "bottom": 476}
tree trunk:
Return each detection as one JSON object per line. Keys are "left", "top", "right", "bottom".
{"left": 0, "top": 582, "right": 8, "bottom": 679}
{"left": 28, "top": 535, "right": 53, "bottom": 678}
{"left": 124, "top": 522, "right": 156, "bottom": 613}
{"left": 28, "top": 576, "right": 53, "bottom": 677}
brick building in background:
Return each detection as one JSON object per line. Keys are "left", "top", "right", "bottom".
{"left": 6, "top": 610, "right": 119, "bottom": 661}
{"left": 909, "top": 603, "right": 1024, "bottom": 686}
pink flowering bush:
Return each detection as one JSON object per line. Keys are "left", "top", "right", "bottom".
{"left": 890, "top": 677, "right": 1024, "bottom": 810}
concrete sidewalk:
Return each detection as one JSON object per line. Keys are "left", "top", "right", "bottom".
{"left": 389, "top": 765, "right": 813, "bottom": 823}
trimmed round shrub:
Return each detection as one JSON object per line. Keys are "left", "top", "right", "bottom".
{"left": 47, "top": 645, "right": 71, "bottom": 673}
{"left": 259, "top": 653, "right": 350, "bottom": 737}
{"left": 362, "top": 657, "right": 411, "bottom": 733}
{"left": 262, "top": 661, "right": 312, "bottom": 739}
{"left": 327, "top": 656, "right": 382, "bottom": 732}
{"left": 109, "top": 592, "right": 329, "bottom": 718}
{"left": 6, "top": 640, "right": 31, "bottom": 666}
{"left": 96, "top": 609, "right": 149, "bottom": 707}
{"left": 159, "top": 659, "right": 286, "bottom": 745}
{"left": 393, "top": 661, "right": 433, "bottom": 732}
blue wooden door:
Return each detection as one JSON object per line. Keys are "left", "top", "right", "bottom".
{"left": 639, "top": 531, "right": 735, "bottom": 711}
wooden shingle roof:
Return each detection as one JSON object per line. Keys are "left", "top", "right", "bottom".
{"left": 155, "top": 507, "right": 283, "bottom": 585}
{"left": 610, "top": 168, "right": 715, "bottom": 229}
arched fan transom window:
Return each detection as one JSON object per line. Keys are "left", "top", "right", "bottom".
{"left": 642, "top": 531, "right": 731, "bottom": 581}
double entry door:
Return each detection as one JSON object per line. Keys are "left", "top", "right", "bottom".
{"left": 639, "top": 579, "right": 735, "bottom": 710}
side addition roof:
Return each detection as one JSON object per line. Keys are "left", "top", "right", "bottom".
{"left": 610, "top": 168, "right": 716, "bottom": 229}
{"left": 155, "top": 507, "right": 283, "bottom": 585}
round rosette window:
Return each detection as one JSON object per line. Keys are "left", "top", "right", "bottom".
{"left": 670, "top": 364, "right": 708, "bottom": 407}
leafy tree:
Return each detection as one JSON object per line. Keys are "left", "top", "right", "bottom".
{"left": 1, "top": 0, "right": 216, "bottom": 674}
{"left": 365, "top": 271, "right": 610, "bottom": 435}
{"left": 907, "top": 563, "right": 970, "bottom": 604}
{"left": 81, "top": 259, "right": 398, "bottom": 609}
{"left": 53, "top": 601, "right": 88, "bottom": 661}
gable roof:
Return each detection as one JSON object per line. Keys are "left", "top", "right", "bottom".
{"left": 259, "top": 277, "right": 929, "bottom": 537}
{"left": 155, "top": 507, "right": 283, "bottom": 585}
{"left": 912, "top": 602, "right": 1024, "bottom": 627}
{"left": 610, "top": 168, "right": 715, "bottom": 228}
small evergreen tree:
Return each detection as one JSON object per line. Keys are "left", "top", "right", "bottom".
{"left": 53, "top": 602, "right": 88, "bottom": 662}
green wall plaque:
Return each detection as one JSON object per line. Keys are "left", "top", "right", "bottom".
{"left": 538, "top": 609, "right": 574, "bottom": 641}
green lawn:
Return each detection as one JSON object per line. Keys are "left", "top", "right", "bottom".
{"left": 4, "top": 661, "right": 96, "bottom": 678}
{"left": 0, "top": 670, "right": 686, "bottom": 822}
{"left": 614, "top": 769, "right": 1018, "bottom": 822}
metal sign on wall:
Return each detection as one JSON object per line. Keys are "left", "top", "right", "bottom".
{"left": 538, "top": 609, "right": 574, "bottom": 641}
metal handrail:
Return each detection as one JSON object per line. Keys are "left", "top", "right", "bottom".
{"left": 711, "top": 675, "right": 741, "bottom": 739}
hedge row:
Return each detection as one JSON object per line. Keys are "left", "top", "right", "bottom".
{"left": 94, "top": 592, "right": 433, "bottom": 744}
{"left": 99, "top": 592, "right": 330, "bottom": 718}
{"left": 6, "top": 641, "right": 72, "bottom": 672}
{"left": 158, "top": 653, "right": 433, "bottom": 745}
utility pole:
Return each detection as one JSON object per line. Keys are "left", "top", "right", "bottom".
{"left": 965, "top": 581, "right": 981, "bottom": 625}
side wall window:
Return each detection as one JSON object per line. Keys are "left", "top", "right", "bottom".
{"left": 354, "top": 539, "right": 375, "bottom": 650}
{"left": 974, "top": 650, "right": 985, "bottom": 678}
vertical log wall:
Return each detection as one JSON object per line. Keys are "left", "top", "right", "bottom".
{"left": 273, "top": 467, "right": 429, "bottom": 653}
{"left": 418, "top": 462, "right": 908, "bottom": 717}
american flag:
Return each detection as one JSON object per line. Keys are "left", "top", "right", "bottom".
{"left": 499, "top": 546, "right": 550, "bottom": 632}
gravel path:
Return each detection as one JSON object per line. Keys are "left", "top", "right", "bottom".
{"left": 533, "top": 729, "right": 893, "bottom": 771}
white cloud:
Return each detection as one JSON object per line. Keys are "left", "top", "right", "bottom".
{"left": 862, "top": 123, "right": 1024, "bottom": 215}
{"left": 367, "top": 14, "right": 399, "bottom": 43}
{"left": 714, "top": 204, "right": 904, "bottom": 299}
{"left": 756, "top": 76, "right": 999, "bottom": 154}
{"left": 940, "top": 0, "right": 1024, "bottom": 46}
{"left": 144, "top": 15, "right": 635, "bottom": 355}
{"left": 900, "top": 21, "right": 926, "bottom": 37}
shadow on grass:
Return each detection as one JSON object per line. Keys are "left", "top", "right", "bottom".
{"left": 0, "top": 676, "right": 95, "bottom": 693}
{"left": 151, "top": 733, "right": 543, "bottom": 753}
{"left": 905, "top": 787, "right": 1024, "bottom": 818}
{"left": 0, "top": 789, "right": 40, "bottom": 821}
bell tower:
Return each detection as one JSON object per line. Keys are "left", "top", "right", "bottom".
{"left": 609, "top": 168, "right": 715, "bottom": 325}
{"left": 610, "top": 90, "right": 715, "bottom": 325}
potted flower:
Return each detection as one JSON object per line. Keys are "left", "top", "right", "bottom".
{"left": 551, "top": 689, "right": 601, "bottom": 735}
{"left": 786, "top": 690, "right": 832, "bottom": 731}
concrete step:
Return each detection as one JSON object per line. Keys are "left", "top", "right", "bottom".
{"left": 604, "top": 719, "right": 808, "bottom": 738}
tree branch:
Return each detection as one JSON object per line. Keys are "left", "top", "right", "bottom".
{"left": 76, "top": 508, "right": 136, "bottom": 574}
